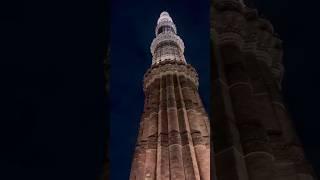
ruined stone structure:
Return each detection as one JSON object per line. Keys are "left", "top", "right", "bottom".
{"left": 130, "top": 12, "right": 210, "bottom": 180}
{"left": 211, "top": 0, "right": 316, "bottom": 180}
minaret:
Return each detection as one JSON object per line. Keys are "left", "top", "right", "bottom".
{"left": 129, "top": 12, "right": 210, "bottom": 180}
{"left": 211, "top": 0, "right": 316, "bottom": 180}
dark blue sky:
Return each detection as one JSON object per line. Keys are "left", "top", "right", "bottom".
{"left": 110, "top": 0, "right": 210, "bottom": 179}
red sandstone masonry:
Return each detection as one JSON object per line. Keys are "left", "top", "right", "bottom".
{"left": 130, "top": 11, "right": 210, "bottom": 180}
{"left": 130, "top": 63, "right": 210, "bottom": 180}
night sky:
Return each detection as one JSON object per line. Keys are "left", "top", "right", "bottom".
{"left": 110, "top": 0, "right": 210, "bottom": 179}
{"left": 2, "top": 0, "right": 320, "bottom": 180}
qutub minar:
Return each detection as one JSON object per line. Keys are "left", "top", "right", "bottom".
{"left": 211, "top": 0, "right": 316, "bottom": 180}
{"left": 129, "top": 12, "right": 210, "bottom": 180}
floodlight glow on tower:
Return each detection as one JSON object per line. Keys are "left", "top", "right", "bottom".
{"left": 129, "top": 11, "right": 210, "bottom": 180}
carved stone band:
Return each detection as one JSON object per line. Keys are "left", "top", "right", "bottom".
{"left": 150, "top": 32, "right": 185, "bottom": 55}
{"left": 143, "top": 62, "right": 198, "bottom": 91}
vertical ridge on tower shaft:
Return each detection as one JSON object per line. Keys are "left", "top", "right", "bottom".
{"left": 130, "top": 11, "right": 210, "bottom": 180}
{"left": 211, "top": 0, "right": 317, "bottom": 179}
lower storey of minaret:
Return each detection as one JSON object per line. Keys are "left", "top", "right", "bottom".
{"left": 211, "top": 41, "right": 316, "bottom": 180}
{"left": 130, "top": 63, "right": 210, "bottom": 180}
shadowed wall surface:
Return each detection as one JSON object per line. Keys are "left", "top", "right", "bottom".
{"left": 211, "top": 0, "right": 319, "bottom": 179}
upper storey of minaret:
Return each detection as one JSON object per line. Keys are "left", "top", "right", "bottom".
{"left": 156, "top": 11, "right": 177, "bottom": 35}
{"left": 150, "top": 11, "right": 186, "bottom": 65}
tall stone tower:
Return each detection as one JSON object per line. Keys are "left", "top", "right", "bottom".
{"left": 129, "top": 12, "right": 210, "bottom": 180}
{"left": 211, "top": 0, "right": 316, "bottom": 180}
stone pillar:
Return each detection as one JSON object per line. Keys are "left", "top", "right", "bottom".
{"left": 166, "top": 74, "right": 186, "bottom": 180}
{"left": 243, "top": 22, "right": 316, "bottom": 179}
{"left": 211, "top": 25, "right": 249, "bottom": 180}
{"left": 256, "top": 57, "right": 316, "bottom": 180}
{"left": 180, "top": 75, "right": 210, "bottom": 180}
{"left": 212, "top": 0, "right": 317, "bottom": 179}
{"left": 144, "top": 79, "right": 160, "bottom": 180}
{"left": 131, "top": 62, "right": 210, "bottom": 180}
{"left": 174, "top": 74, "right": 201, "bottom": 180}
{"left": 156, "top": 76, "right": 170, "bottom": 180}
{"left": 221, "top": 45, "right": 275, "bottom": 180}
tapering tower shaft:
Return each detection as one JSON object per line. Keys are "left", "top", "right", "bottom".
{"left": 130, "top": 12, "right": 210, "bottom": 180}
{"left": 211, "top": 0, "right": 316, "bottom": 180}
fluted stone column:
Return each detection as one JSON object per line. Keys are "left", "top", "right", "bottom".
{"left": 211, "top": 26, "right": 249, "bottom": 180}
{"left": 211, "top": 0, "right": 316, "bottom": 179}
{"left": 130, "top": 12, "right": 210, "bottom": 180}
{"left": 221, "top": 43, "right": 276, "bottom": 180}
{"left": 130, "top": 62, "right": 210, "bottom": 180}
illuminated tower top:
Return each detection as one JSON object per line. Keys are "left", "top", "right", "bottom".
{"left": 150, "top": 11, "right": 186, "bottom": 65}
